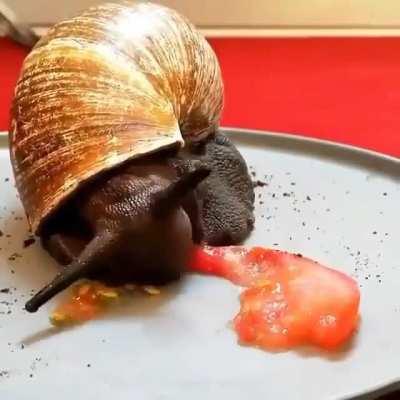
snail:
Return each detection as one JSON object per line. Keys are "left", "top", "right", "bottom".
{"left": 9, "top": 2, "right": 255, "bottom": 313}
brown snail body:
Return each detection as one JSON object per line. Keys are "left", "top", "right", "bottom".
{"left": 9, "top": 2, "right": 254, "bottom": 312}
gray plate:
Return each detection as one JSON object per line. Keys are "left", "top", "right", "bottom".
{"left": 0, "top": 129, "right": 399, "bottom": 400}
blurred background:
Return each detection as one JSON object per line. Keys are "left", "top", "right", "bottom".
{"left": 2, "top": 0, "right": 400, "bottom": 32}
{"left": 1, "top": 0, "right": 399, "bottom": 157}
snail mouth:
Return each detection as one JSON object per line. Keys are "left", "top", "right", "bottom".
{"left": 25, "top": 162, "right": 211, "bottom": 313}
{"left": 25, "top": 212, "right": 194, "bottom": 313}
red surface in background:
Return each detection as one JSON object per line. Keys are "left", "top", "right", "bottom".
{"left": 1, "top": 37, "right": 399, "bottom": 156}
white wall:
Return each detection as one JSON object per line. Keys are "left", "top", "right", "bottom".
{"left": 3, "top": 0, "right": 400, "bottom": 27}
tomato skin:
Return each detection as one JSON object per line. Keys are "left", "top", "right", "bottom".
{"left": 189, "top": 246, "right": 229, "bottom": 278}
{"left": 189, "top": 246, "right": 360, "bottom": 351}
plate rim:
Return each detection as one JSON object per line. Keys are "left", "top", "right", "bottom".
{"left": 221, "top": 126, "right": 399, "bottom": 163}
{"left": 1, "top": 127, "right": 399, "bottom": 163}
{"left": 342, "top": 379, "right": 400, "bottom": 400}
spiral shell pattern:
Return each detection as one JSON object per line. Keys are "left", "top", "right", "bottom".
{"left": 9, "top": 2, "right": 223, "bottom": 233}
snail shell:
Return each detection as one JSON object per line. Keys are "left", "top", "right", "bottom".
{"left": 9, "top": 2, "right": 223, "bottom": 234}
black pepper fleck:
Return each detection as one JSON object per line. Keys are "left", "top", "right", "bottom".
{"left": 23, "top": 238, "right": 36, "bottom": 248}
{"left": 253, "top": 180, "right": 267, "bottom": 188}
{"left": 0, "top": 371, "right": 10, "bottom": 378}
{"left": 8, "top": 253, "right": 21, "bottom": 261}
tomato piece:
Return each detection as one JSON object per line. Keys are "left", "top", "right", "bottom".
{"left": 50, "top": 282, "right": 120, "bottom": 325}
{"left": 189, "top": 246, "right": 360, "bottom": 351}
{"left": 189, "top": 245, "right": 267, "bottom": 286}
{"left": 50, "top": 282, "right": 162, "bottom": 326}
{"left": 189, "top": 246, "right": 231, "bottom": 278}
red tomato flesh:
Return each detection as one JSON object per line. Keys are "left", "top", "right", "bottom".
{"left": 189, "top": 246, "right": 360, "bottom": 351}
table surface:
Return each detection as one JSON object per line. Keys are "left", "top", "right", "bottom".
{"left": 1, "top": 37, "right": 400, "bottom": 157}
{"left": 0, "top": 37, "right": 399, "bottom": 400}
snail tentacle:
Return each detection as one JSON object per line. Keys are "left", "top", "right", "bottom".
{"left": 25, "top": 230, "right": 117, "bottom": 312}
{"left": 151, "top": 164, "right": 210, "bottom": 217}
